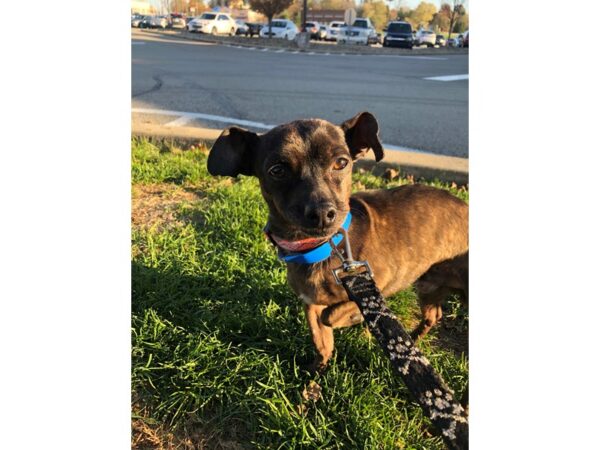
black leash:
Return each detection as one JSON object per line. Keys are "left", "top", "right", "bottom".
{"left": 329, "top": 230, "right": 469, "bottom": 450}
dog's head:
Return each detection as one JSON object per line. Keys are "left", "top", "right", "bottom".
{"left": 207, "top": 112, "right": 384, "bottom": 242}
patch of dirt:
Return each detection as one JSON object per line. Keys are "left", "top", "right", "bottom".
{"left": 434, "top": 323, "right": 468, "bottom": 356}
{"left": 433, "top": 301, "right": 469, "bottom": 356}
{"left": 132, "top": 402, "right": 249, "bottom": 450}
{"left": 132, "top": 184, "right": 206, "bottom": 230}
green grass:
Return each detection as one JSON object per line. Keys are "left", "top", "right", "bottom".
{"left": 131, "top": 138, "right": 468, "bottom": 449}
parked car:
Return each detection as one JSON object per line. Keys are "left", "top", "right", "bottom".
{"left": 462, "top": 30, "right": 469, "bottom": 47}
{"left": 318, "top": 25, "right": 327, "bottom": 40}
{"left": 325, "top": 21, "right": 345, "bottom": 41}
{"left": 304, "top": 21, "right": 321, "bottom": 39}
{"left": 414, "top": 29, "right": 436, "bottom": 47}
{"left": 150, "top": 16, "right": 169, "bottom": 29}
{"left": 138, "top": 16, "right": 153, "bottom": 28}
{"left": 382, "top": 21, "right": 413, "bottom": 48}
{"left": 235, "top": 20, "right": 249, "bottom": 35}
{"left": 456, "top": 34, "right": 464, "bottom": 47}
{"left": 447, "top": 37, "right": 459, "bottom": 47}
{"left": 187, "top": 12, "right": 237, "bottom": 36}
{"left": 169, "top": 13, "right": 186, "bottom": 29}
{"left": 436, "top": 34, "right": 446, "bottom": 46}
{"left": 259, "top": 19, "right": 298, "bottom": 40}
{"left": 131, "top": 15, "right": 145, "bottom": 27}
{"left": 245, "top": 22, "right": 264, "bottom": 37}
{"left": 337, "top": 18, "right": 378, "bottom": 45}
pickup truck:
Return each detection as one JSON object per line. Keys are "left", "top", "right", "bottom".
{"left": 336, "top": 18, "right": 378, "bottom": 45}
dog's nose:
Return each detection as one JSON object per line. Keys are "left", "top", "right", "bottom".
{"left": 305, "top": 203, "right": 337, "bottom": 228}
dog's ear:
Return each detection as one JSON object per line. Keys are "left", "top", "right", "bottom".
{"left": 207, "top": 127, "right": 259, "bottom": 177}
{"left": 340, "top": 112, "right": 384, "bottom": 162}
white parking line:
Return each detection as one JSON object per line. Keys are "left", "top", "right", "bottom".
{"left": 164, "top": 115, "right": 194, "bottom": 127}
{"left": 132, "top": 107, "right": 275, "bottom": 129}
{"left": 132, "top": 107, "right": 441, "bottom": 155}
{"left": 131, "top": 41, "right": 146, "bottom": 45}
{"left": 376, "top": 54, "right": 447, "bottom": 61}
{"left": 424, "top": 74, "right": 468, "bottom": 81}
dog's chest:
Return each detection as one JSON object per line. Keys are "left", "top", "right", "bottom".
{"left": 286, "top": 263, "right": 346, "bottom": 306}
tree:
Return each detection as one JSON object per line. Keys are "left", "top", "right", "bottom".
{"left": 453, "top": 12, "right": 468, "bottom": 33}
{"left": 396, "top": 6, "right": 411, "bottom": 21}
{"left": 430, "top": 3, "right": 451, "bottom": 32}
{"left": 250, "top": 0, "right": 294, "bottom": 37}
{"left": 362, "top": 0, "right": 389, "bottom": 31}
{"left": 447, "top": 0, "right": 465, "bottom": 39}
{"left": 315, "top": 0, "right": 354, "bottom": 9}
{"left": 159, "top": 0, "right": 171, "bottom": 14}
{"left": 407, "top": 2, "right": 436, "bottom": 29}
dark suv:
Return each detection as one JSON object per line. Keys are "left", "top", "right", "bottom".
{"left": 383, "top": 21, "right": 413, "bottom": 49}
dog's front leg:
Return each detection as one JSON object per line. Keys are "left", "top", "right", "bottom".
{"left": 303, "top": 303, "right": 334, "bottom": 373}
{"left": 320, "top": 301, "right": 364, "bottom": 328}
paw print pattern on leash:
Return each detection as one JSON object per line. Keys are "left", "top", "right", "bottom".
{"left": 341, "top": 272, "right": 468, "bottom": 450}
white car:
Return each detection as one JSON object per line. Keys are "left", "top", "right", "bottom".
{"left": 414, "top": 29, "right": 436, "bottom": 47}
{"left": 259, "top": 19, "right": 298, "bottom": 40}
{"left": 337, "top": 18, "right": 377, "bottom": 45}
{"left": 326, "top": 21, "right": 345, "bottom": 41}
{"left": 187, "top": 12, "right": 237, "bottom": 36}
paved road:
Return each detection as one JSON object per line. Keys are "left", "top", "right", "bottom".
{"left": 132, "top": 29, "right": 468, "bottom": 157}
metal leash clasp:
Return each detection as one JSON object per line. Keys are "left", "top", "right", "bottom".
{"left": 329, "top": 227, "right": 373, "bottom": 284}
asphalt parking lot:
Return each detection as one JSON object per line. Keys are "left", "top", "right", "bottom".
{"left": 132, "top": 29, "right": 468, "bottom": 157}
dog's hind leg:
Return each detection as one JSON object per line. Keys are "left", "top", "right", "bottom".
{"left": 411, "top": 285, "right": 448, "bottom": 342}
{"left": 304, "top": 304, "right": 334, "bottom": 373}
{"left": 411, "top": 254, "right": 468, "bottom": 341}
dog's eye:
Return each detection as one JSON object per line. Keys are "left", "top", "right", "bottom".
{"left": 333, "top": 157, "right": 349, "bottom": 170}
{"left": 268, "top": 164, "right": 286, "bottom": 178}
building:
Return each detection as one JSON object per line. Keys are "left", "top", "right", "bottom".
{"left": 307, "top": 9, "right": 349, "bottom": 24}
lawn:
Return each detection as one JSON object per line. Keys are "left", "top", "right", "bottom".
{"left": 131, "top": 137, "right": 469, "bottom": 449}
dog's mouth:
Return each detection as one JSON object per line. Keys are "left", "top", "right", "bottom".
{"left": 269, "top": 233, "right": 330, "bottom": 252}
{"left": 268, "top": 217, "right": 347, "bottom": 252}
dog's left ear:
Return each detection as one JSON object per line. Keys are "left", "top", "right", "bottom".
{"left": 207, "top": 127, "right": 259, "bottom": 177}
{"left": 340, "top": 112, "right": 384, "bottom": 162}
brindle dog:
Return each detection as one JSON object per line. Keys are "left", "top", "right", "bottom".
{"left": 207, "top": 112, "right": 468, "bottom": 372}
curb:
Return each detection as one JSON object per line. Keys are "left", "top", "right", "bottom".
{"left": 135, "top": 28, "right": 469, "bottom": 57}
{"left": 132, "top": 123, "right": 468, "bottom": 185}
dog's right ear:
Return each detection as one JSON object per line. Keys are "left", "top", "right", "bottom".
{"left": 207, "top": 127, "right": 259, "bottom": 177}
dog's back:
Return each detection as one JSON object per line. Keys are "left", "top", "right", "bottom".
{"left": 348, "top": 184, "right": 468, "bottom": 296}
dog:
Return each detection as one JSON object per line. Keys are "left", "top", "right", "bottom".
{"left": 207, "top": 112, "right": 468, "bottom": 373}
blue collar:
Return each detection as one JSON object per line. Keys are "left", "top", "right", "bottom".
{"left": 266, "top": 212, "right": 352, "bottom": 264}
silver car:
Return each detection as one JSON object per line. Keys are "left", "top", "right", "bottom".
{"left": 235, "top": 20, "right": 249, "bottom": 36}
{"left": 150, "top": 16, "right": 168, "bottom": 29}
{"left": 131, "top": 15, "right": 144, "bottom": 27}
{"left": 326, "top": 21, "right": 345, "bottom": 41}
